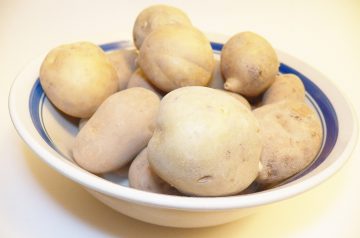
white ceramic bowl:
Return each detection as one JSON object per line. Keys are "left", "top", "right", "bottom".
{"left": 9, "top": 41, "right": 358, "bottom": 228}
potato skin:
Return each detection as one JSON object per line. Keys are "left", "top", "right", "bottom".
{"left": 107, "top": 49, "right": 138, "bottom": 90}
{"left": 262, "top": 73, "right": 305, "bottom": 105}
{"left": 133, "top": 4, "right": 192, "bottom": 49}
{"left": 253, "top": 100, "right": 323, "bottom": 185}
{"left": 138, "top": 25, "right": 215, "bottom": 92}
{"left": 128, "top": 148, "right": 180, "bottom": 195}
{"left": 221, "top": 32, "right": 279, "bottom": 97}
{"left": 148, "top": 86, "right": 262, "bottom": 196}
{"left": 73, "top": 87, "right": 160, "bottom": 174}
{"left": 209, "top": 62, "right": 252, "bottom": 109}
{"left": 127, "top": 68, "right": 163, "bottom": 97}
{"left": 218, "top": 90, "right": 251, "bottom": 110}
{"left": 40, "top": 42, "right": 118, "bottom": 118}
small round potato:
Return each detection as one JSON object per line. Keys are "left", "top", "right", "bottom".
{"left": 133, "top": 4, "right": 192, "bottom": 49}
{"left": 127, "top": 68, "right": 163, "bottom": 97}
{"left": 73, "top": 87, "right": 160, "bottom": 174}
{"left": 107, "top": 49, "right": 138, "bottom": 90}
{"left": 40, "top": 42, "right": 118, "bottom": 118}
{"left": 253, "top": 100, "right": 323, "bottom": 185}
{"left": 128, "top": 148, "right": 180, "bottom": 195}
{"left": 148, "top": 86, "right": 262, "bottom": 196}
{"left": 262, "top": 73, "right": 305, "bottom": 104}
{"left": 138, "top": 25, "right": 215, "bottom": 92}
{"left": 221, "top": 32, "right": 279, "bottom": 97}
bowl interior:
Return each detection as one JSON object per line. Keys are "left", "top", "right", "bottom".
{"left": 28, "top": 41, "right": 339, "bottom": 193}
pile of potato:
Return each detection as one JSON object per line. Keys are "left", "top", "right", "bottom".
{"left": 39, "top": 5, "right": 323, "bottom": 197}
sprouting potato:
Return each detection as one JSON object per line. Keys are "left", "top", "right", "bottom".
{"left": 221, "top": 32, "right": 279, "bottom": 97}
{"left": 73, "top": 87, "right": 160, "bottom": 174}
{"left": 40, "top": 41, "right": 118, "bottom": 118}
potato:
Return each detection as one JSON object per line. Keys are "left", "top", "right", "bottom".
{"left": 133, "top": 4, "right": 192, "bottom": 49}
{"left": 127, "top": 68, "right": 162, "bottom": 97}
{"left": 107, "top": 49, "right": 138, "bottom": 90}
{"left": 128, "top": 148, "right": 180, "bottom": 195}
{"left": 253, "top": 100, "right": 323, "bottom": 185}
{"left": 219, "top": 90, "right": 251, "bottom": 110}
{"left": 262, "top": 73, "right": 305, "bottom": 104}
{"left": 40, "top": 42, "right": 118, "bottom": 118}
{"left": 148, "top": 86, "right": 262, "bottom": 196}
{"left": 73, "top": 87, "right": 160, "bottom": 174}
{"left": 221, "top": 32, "right": 279, "bottom": 97}
{"left": 208, "top": 62, "right": 252, "bottom": 109}
{"left": 138, "top": 25, "right": 215, "bottom": 92}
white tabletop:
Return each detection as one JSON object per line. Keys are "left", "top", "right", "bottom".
{"left": 2, "top": 0, "right": 360, "bottom": 237}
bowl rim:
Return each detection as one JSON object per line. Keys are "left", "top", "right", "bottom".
{"left": 8, "top": 41, "right": 359, "bottom": 211}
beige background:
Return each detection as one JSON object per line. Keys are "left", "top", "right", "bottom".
{"left": 1, "top": 0, "right": 360, "bottom": 237}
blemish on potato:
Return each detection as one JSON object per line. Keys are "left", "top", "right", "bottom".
{"left": 197, "top": 175, "right": 213, "bottom": 183}
{"left": 225, "top": 150, "right": 231, "bottom": 159}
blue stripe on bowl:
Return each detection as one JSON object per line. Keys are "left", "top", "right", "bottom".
{"left": 210, "top": 42, "right": 223, "bottom": 52}
{"left": 100, "top": 41, "right": 133, "bottom": 51}
{"left": 29, "top": 41, "right": 339, "bottom": 188}
{"left": 29, "top": 79, "right": 53, "bottom": 146}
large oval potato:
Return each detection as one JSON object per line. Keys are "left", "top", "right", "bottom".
{"left": 148, "top": 86, "right": 262, "bottom": 196}
{"left": 133, "top": 4, "right": 192, "bottom": 49}
{"left": 138, "top": 25, "right": 215, "bottom": 92}
{"left": 107, "top": 49, "right": 138, "bottom": 90}
{"left": 253, "top": 100, "right": 323, "bottom": 185}
{"left": 73, "top": 87, "right": 160, "bottom": 174}
{"left": 40, "top": 42, "right": 118, "bottom": 118}
{"left": 128, "top": 147, "right": 180, "bottom": 195}
{"left": 262, "top": 73, "right": 305, "bottom": 105}
{"left": 221, "top": 32, "right": 279, "bottom": 97}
